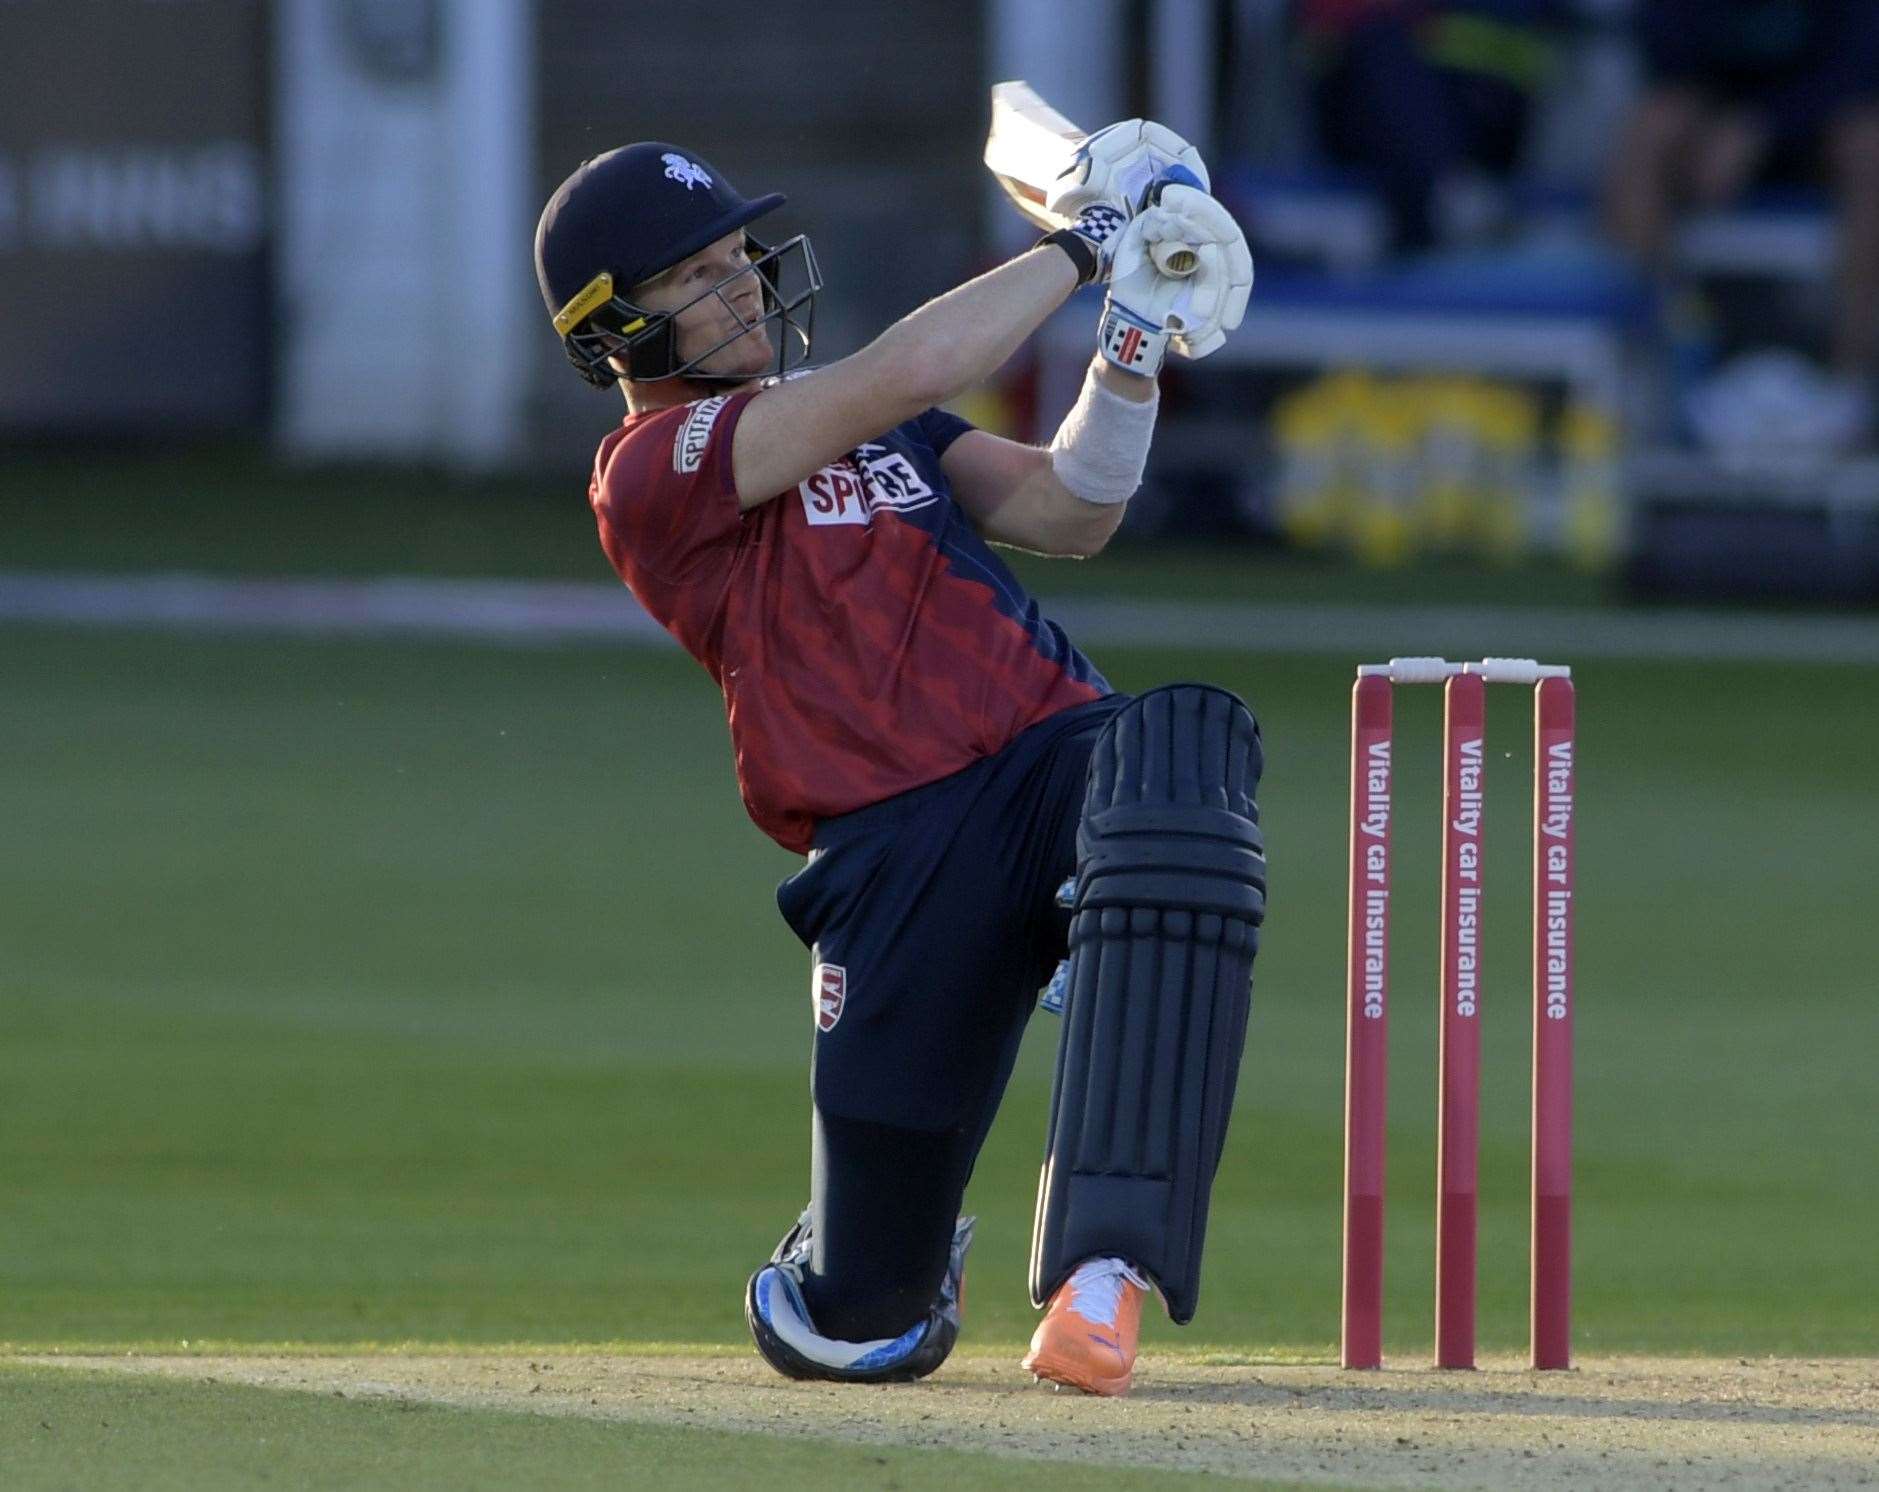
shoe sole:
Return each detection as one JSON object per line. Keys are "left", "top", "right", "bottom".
{"left": 1020, "top": 1346, "right": 1132, "bottom": 1397}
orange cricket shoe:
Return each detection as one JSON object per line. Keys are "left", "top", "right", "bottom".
{"left": 1021, "top": 1256, "right": 1150, "bottom": 1396}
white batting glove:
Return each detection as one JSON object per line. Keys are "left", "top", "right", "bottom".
{"left": 1045, "top": 201, "right": 1131, "bottom": 286}
{"left": 1099, "top": 185, "right": 1254, "bottom": 373}
{"left": 1047, "top": 119, "right": 1210, "bottom": 225}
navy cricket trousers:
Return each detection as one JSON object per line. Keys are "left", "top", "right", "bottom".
{"left": 773, "top": 694, "right": 1129, "bottom": 1340}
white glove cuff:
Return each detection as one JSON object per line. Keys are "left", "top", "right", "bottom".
{"left": 1097, "top": 299, "right": 1169, "bottom": 378}
{"left": 1047, "top": 363, "right": 1160, "bottom": 506}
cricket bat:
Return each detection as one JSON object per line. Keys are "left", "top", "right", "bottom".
{"left": 983, "top": 80, "right": 1200, "bottom": 277}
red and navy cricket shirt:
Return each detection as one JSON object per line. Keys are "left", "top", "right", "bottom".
{"left": 588, "top": 389, "right": 1110, "bottom": 853}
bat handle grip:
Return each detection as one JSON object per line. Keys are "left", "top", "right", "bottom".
{"left": 1151, "top": 240, "right": 1200, "bottom": 278}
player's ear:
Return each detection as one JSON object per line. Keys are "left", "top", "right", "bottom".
{"left": 599, "top": 331, "right": 633, "bottom": 380}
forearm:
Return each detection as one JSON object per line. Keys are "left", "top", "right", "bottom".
{"left": 1041, "top": 357, "right": 1156, "bottom": 551}
{"left": 1038, "top": 353, "right": 1160, "bottom": 555}
{"left": 1026, "top": 467, "right": 1132, "bottom": 558}
{"left": 868, "top": 245, "right": 1080, "bottom": 408}
{"left": 1092, "top": 352, "right": 1157, "bottom": 403}
{"left": 944, "top": 352, "right": 1154, "bottom": 559}
{"left": 980, "top": 448, "right": 1131, "bottom": 560}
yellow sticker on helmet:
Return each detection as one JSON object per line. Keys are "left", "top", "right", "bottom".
{"left": 552, "top": 272, "right": 615, "bottom": 335}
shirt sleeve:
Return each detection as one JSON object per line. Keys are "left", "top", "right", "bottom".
{"left": 915, "top": 405, "right": 977, "bottom": 459}
{"left": 592, "top": 391, "right": 757, "bottom": 583}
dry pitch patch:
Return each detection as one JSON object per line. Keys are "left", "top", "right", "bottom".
{"left": 25, "top": 1351, "right": 1876, "bottom": 1490}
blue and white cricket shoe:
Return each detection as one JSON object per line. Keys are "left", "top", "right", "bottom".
{"left": 744, "top": 1209, "right": 974, "bottom": 1383}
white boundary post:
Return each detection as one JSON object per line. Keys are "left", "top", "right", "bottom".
{"left": 275, "top": 0, "right": 535, "bottom": 468}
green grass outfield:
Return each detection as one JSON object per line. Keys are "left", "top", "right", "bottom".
{"left": 3, "top": 625, "right": 1874, "bottom": 1361}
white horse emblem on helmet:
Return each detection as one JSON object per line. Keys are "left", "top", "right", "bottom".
{"left": 662, "top": 153, "right": 712, "bottom": 190}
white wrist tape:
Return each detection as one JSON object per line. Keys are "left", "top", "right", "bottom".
{"left": 1047, "top": 366, "right": 1159, "bottom": 506}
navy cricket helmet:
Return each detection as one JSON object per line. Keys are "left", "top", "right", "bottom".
{"left": 534, "top": 142, "right": 820, "bottom": 388}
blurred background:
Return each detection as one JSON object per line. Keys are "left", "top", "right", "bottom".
{"left": 9, "top": 0, "right": 1879, "bottom": 596}
{"left": 3, "top": 1, "right": 1875, "bottom": 1362}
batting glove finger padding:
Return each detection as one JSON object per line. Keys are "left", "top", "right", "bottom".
{"left": 1103, "top": 185, "right": 1254, "bottom": 370}
{"left": 1047, "top": 118, "right": 1210, "bottom": 225}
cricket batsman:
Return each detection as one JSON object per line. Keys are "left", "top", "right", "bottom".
{"left": 533, "top": 124, "right": 1264, "bottom": 1396}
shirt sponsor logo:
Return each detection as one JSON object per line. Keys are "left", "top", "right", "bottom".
{"left": 799, "top": 462, "right": 871, "bottom": 525}
{"left": 814, "top": 962, "right": 847, "bottom": 1031}
{"left": 855, "top": 443, "right": 935, "bottom": 512}
{"left": 673, "top": 395, "right": 730, "bottom": 474}
{"left": 797, "top": 442, "right": 937, "bottom": 526}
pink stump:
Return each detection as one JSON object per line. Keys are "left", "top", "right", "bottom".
{"left": 1531, "top": 677, "right": 1576, "bottom": 1370}
{"left": 1436, "top": 671, "right": 1485, "bottom": 1369}
{"left": 1342, "top": 675, "right": 1393, "bottom": 1369}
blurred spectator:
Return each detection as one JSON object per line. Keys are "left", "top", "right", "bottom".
{"left": 1605, "top": 0, "right": 1879, "bottom": 386}
{"left": 1298, "top": 0, "right": 1573, "bottom": 253}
